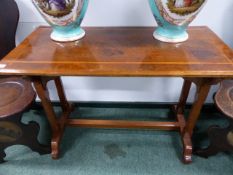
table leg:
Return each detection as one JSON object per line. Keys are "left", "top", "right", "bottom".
{"left": 54, "top": 77, "right": 74, "bottom": 140}
{"left": 182, "top": 78, "right": 212, "bottom": 163}
{"left": 33, "top": 77, "right": 61, "bottom": 159}
{"left": 175, "top": 79, "right": 192, "bottom": 115}
{"left": 173, "top": 79, "right": 192, "bottom": 164}
{"left": 54, "top": 77, "right": 71, "bottom": 112}
{"left": 33, "top": 76, "right": 73, "bottom": 159}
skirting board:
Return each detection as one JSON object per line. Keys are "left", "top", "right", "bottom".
{"left": 31, "top": 101, "right": 217, "bottom": 112}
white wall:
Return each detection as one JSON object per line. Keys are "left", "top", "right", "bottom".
{"left": 15, "top": 0, "right": 233, "bottom": 102}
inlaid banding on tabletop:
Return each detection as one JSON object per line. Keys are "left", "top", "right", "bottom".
{"left": 2, "top": 60, "right": 232, "bottom": 65}
{"left": 1, "top": 62, "right": 233, "bottom": 77}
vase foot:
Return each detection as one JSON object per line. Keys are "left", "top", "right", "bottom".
{"left": 50, "top": 27, "right": 85, "bottom": 42}
{"left": 153, "top": 28, "right": 188, "bottom": 43}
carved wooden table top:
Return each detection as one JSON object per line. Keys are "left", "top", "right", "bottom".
{"left": 0, "top": 26, "right": 233, "bottom": 77}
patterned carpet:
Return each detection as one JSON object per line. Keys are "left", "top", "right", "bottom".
{"left": 0, "top": 105, "right": 232, "bottom": 175}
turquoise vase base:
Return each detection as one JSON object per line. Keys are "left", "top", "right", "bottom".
{"left": 50, "top": 27, "right": 85, "bottom": 42}
{"left": 153, "top": 27, "right": 188, "bottom": 43}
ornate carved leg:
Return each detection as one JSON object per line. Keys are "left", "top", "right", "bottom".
{"left": 33, "top": 77, "right": 61, "bottom": 159}
{"left": 19, "top": 121, "right": 51, "bottom": 155}
{"left": 0, "top": 113, "right": 50, "bottom": 163}
{"left": 182, "top": 78, "right": 213, "bottom": 163}
{"left": 195, "top": 119, "right": 233, "bottom": 158}
{"left": 194, "top": 125, "right": 224, "bottom": 158}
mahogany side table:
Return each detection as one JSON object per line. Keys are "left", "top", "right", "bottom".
{"left": 0, "top": 27, "right": 233, "bottom": 164}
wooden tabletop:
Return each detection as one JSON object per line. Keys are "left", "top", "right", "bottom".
{"left": 0, "top": 26, "right": 233, "bottom": 77}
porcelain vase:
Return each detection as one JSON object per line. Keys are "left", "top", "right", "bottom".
{"left": 32, "top": 0, "right": 89, "bottom": 42}
{"left": 148, "top": 0, "right": 207, "bottom": 43}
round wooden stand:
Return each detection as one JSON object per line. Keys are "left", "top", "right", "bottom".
{"left": 0, "top": 77, "right": 50, "bottom": 163}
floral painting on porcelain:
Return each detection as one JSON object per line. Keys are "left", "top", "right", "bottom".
{"left": 155, "top": 0, "right": 206, "bottom": 25}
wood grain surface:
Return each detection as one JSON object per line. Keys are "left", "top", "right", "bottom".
{"left": 0, "top": 26, "right": 232, "bottom": 77}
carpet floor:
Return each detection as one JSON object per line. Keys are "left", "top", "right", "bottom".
{"left": 0, "top": 106, "right": 233, "bottom": 175}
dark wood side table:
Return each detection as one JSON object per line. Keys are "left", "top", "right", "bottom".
{"left": 0, "top": 27, "right": 233, "bottom": 164}
{"left": 195, "top": 80, "right": 233, "bottom": 157}
{"left": 0, "top": 77, "right": 50, "bottom": 163}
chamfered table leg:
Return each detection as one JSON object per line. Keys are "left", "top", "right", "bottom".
{"left": 53, "top": 77, "right": 74, "bottom": 142}
{"left": 182, "top": 78, "right": 212, "bottom": 163}
{"left": 32, "top": 77, "right": 61, "bottom": 159}
{"left": 173, "top": 79, "right": 192, "bottom": 164}
{"left": 175, "top": 79, "right": 192, "bottom": 115}
{"left": 54, "top": 77, "right": 71, "bottom": 111}
{"left": 32, "top": 76, "right": 73, "bottom": 160}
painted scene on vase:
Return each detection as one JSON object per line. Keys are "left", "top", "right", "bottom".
{"left": 155, "top": 0, "right": 206, "bottom": 26}
{"left": 32, "top": 0, "right": 86, "bottom": 26}
{"left": 34, "top": 0, "right": 76, "bottom": 17}
{"left": 32, "top": 0, "right": 89, "bottom": 42}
